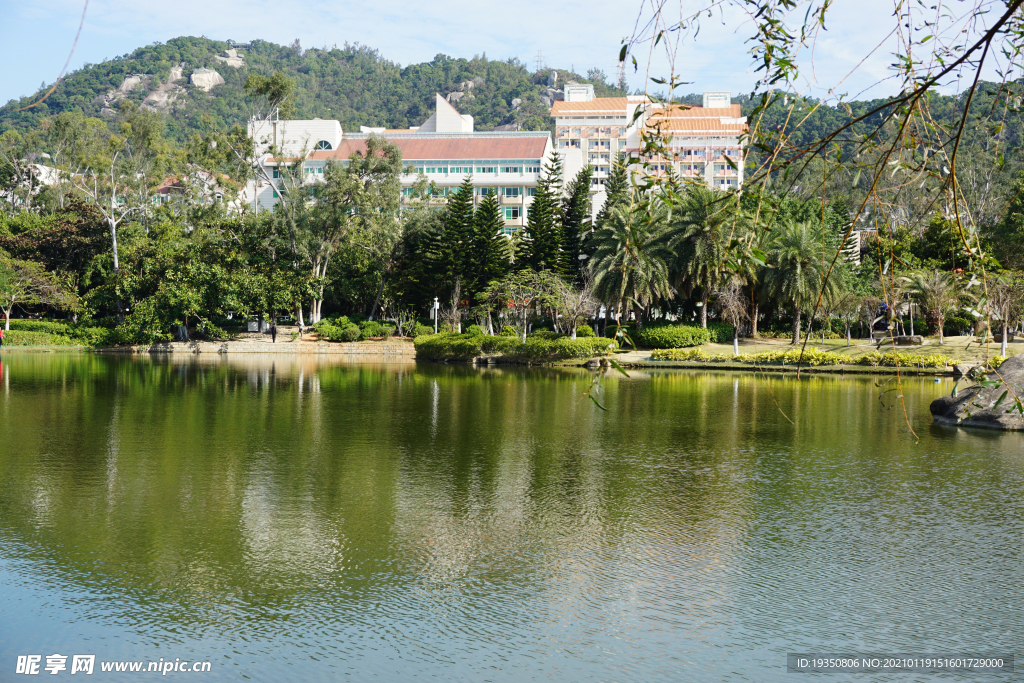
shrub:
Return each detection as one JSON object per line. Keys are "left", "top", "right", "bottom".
{"left": 635, "top": 324, "right": 712, "bottom": 349}
{"left": 500, "top": 325, "right": 517, "bottom": 337}
{"left": 651, "top": 348, "right": 718, "bottom": 362}
{"left": 5, "top": 319, "right": 116, "bottom": 347}
{"left": 943, "top": 316, "right": 972, "bottom": 336}
{"left": 706, "top": 322, "right": 735, "bottom": 344}
{"left": 466, "top": 324, "right": 486, "bottom": 336}
{"left": 856, "top": 351, "right": 959, "bottom": 368}
{"left": 314, "top": 316, "right": 361, "bottom": 342}
{"left": 410, "top": 323, "right": 434, "bottom": 338}
{"left": 413, "top": 333, "right": 484, "bottom": 360}
{"left": 359, "top": 320, "right": 396, "bottom": 339}
{"left": 480, "top": 336, "right": 518, "bottom": 354}
{"left": 528, "top": 329, "right": 562, "bottom": 340}
{"left": 2, "top": 330, "right": 77, "bottom": 346}
{"left": 413, "top": 332, "right": 616, "bottom": 362}
{"left": 576, "top": 324, "right": 595, "bottom": 337}
{"left": 504, "top": 336, "right": 617, "bottom": 361}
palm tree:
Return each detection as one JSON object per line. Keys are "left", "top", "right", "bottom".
{"left": 762, "top": 220, "right": 843, "bottom": 344}
{"left": 589, "top": 204, "right": 672, "bottom": 329}
{"left": 901, "top": 270, "right": 959, "bottom": 345}
{"left": 663, "top": 184, "right": 745, "bottom": 327}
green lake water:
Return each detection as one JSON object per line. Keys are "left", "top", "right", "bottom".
{"left": 0, "top": 353, "right": 1022, "bottom": 681}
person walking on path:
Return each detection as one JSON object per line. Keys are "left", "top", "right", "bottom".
{"left": 270, "top": 322, "right": 278, "bottom": 344}
{"left": 0, "top": 328, "right": 5, "bottom": 349}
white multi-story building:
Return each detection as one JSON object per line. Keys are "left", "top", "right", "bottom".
{"left": 247, "top": 95, "right": 560, "bottom": 234}
{"left": 550, "top": 88, "right": 747, "bottom": 198}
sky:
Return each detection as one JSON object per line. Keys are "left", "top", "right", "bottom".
{"left": 0, "top": 0, "right": 1013, "bottom": 106}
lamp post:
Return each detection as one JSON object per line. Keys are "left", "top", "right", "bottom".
{"left": 433, "top": 297, "right": 439, "bottom": 334}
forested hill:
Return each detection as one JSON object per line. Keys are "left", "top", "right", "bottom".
{"left": 0, "top": 36, "right": 627, "bottom": 141}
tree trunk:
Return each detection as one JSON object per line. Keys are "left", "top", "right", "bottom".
{"left": 4, "top": 310, "right": 9, "bottom": 332}
{"left": 751, "top": 303, "right": 759, "bottom": 338}
{"left": 368, "top": 276, "right": 386, "bottom": 321}
{"left": 846, "top": 325, "right": 851, "bottom": 348}
{"left": 700, "top": 294, "right": 708, "bottom": 328}
{"left": 792, "top": 308, "right": 801, "bottom": 345}
{"left": 909, "top": 310, "right": 915, "bottom": 336}
{"left": 733, "top": 333, "right": 739, "bottom": 356}
{"left": 1002, "top": 322, "right": 1008, "bottom": 357}
{"left": 938, "top": 316, "right": 944, "bottom": 345}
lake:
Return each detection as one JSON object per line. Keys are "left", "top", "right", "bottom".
{"left": 1, "top": 353, "right": 1021, "bottom": 681}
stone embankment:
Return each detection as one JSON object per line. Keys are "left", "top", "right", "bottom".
{"left": 96, "top": 339, "right": 415, "bottom": 358}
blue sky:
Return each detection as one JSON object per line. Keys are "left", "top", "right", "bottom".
{"left": 0, "top": 0, "right": 1010, "bottom": 106}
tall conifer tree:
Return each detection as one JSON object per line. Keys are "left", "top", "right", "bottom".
{"left": 520, "top": 153, "right": 565, "bottom": 273}
{"left": 430, "top": 176, "right": 475, "bottom": 291}
{"left": 471, "top": 190, "right": 512, "bottom": 288}
{"left": 561, "top": 165, "right": 593, "bottom": 283}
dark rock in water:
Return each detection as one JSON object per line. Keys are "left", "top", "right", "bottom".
{"left": 930, "top": 354, "right": 1024, "bottom": 430}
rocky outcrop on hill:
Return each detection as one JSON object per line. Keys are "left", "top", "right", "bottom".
{"left": 214, "top": 49, "right": 244, "bottom": 68}
{"left": 191, "top": 68, "right": 225, "bottom": 92}
{"left": 930, "top": 354, "right": 1024, "bottom": 430}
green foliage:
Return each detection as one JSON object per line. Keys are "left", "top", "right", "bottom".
{"left": 500, "top": 325, "right": 517, "bottom": 337}
{"left": 706, "top": 322, "right": 736, "bottom": 344}
{"left": 413, "top": 330, "right": 615, "bottom": 361}
{"left": 410, "top": 323, "right": 434, "bottom": 338}
{"left": 359, "top": 319, "right": 397, "bottom": 339}
{"left": 1, "top": 330, "right": 77, "bottom": 346}
{"left": 576, "top": 324, "right": 595, "bottom": 337}
{"left": 4, "top": 318, "right": 115, "bottom": 347}
{"left": 413, "top": 332, "right": 484, "bottom": 360}
{"left": 314, "top": 316, "right": 361, "bottom": 342}
{"left": 465, "top": 324, "right": 485, "bottom": 336}
{"left": 635, "top": 324, "right": 712, "bottom": 348}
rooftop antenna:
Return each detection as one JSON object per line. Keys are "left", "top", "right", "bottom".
{"left": 534, "top": 50, "right": 544, "bottom": 73}
{"left": 616, "top": 61, "right": 626, "bottom": 91}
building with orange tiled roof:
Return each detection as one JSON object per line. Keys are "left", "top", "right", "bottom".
{"left": 246, "top": 95, "right": 559, "bottom": 233}
{"left": 550, "top": 86, "right": 747, "bottom": 193}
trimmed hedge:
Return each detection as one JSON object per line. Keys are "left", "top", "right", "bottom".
{"left": 2, "top": 330, "right": 77, "bottom": 346}
{"left": 414, "top": 332, "right": 617, "bottom": 362}
{"left": 4, "top": 319, "right": 116, "bottom": 347}
{"left": 635, "top": 324, "right": 711, "bottom": 349}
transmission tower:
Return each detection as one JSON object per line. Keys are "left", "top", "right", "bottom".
{"left": 534, "top": 50, "right": 545, "bottom": 73}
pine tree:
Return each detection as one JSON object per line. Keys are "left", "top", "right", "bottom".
{"left": 520, "top": 153, "right": 565, "bottom": 274}
{"left": 560, "top": 165, "right": 593, "bottom": 283}
{"left": 471, "top": 190, "right": 511, "bottom": 288}
{"left": 595, "top": 153, "right": 629, "bottom": 225}
{"left": 430, "top": 176, "right": 475, "bottom": 291}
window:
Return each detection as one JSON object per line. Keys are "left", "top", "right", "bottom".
{"left": 314, "top": 140, "right": 333, "bottom": 150}
{"left": 317, "top": 167, "right": 323, "bottom": 174}
{"left": 526, "top": 187, "right": 537, "bottom": 196}
{"left": 272, "top": 169, "right": 281, "bottom": 179}
{"left": 476, "top": 166, "right": 497, "bottom": 173}
{"left": 503, "top": 207, "right": 521, "bottom": 220}
{"left": 450, "top": 166, "right": 472, "bottom": 175}
{"left": 503, "top": 187, "right": 521, "bottom": 197}
{"left": 525, "top": 165, "right": 542, "bottom": 173}
{"left": 501, "top": 166, "right": 523, "bottom": 174}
